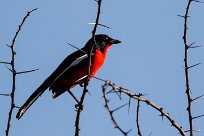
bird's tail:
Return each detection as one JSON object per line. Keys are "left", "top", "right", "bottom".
{"left": 16, "top": 79, "right": 50, "bottom": 119}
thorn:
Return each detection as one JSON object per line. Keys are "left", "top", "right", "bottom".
{"left": 126, "top": 128, "right": 133, "bottom": 134}
{"left": 145, "top": 100, "right": 150, "bottom": 105}
{"left": 106, "top": 89, "right": 115, "bottom": 94}
{"left": 5, "top": 44, "right": 11, "bottom": 48}
{"left": 159, "top": 108, "right": 164, "bottom": 121}
{"left": 192, "top": 114, "right": 204, "bottom": 120}
{"left": 192, "top": 0, "right": 204, "bottom": 3}
{"left": 14, "top": 105, "right": 20, "bottom": 109}
{"left": 87, "top": 90, "right": 91, "bottom": 96}
{"left": 30, "top": 8, "right": 38, "bottom": 12}
{"left": 188, "top": 63, "right": 201, "bottom": 69}
{"left": 5, "top": 65, "right": 13, "bottom": 73}
{"left": 107, "top": 88, "right": 121, "bottom": 99}
{"left": 87, "top": 22, "right": 111, "bottom": 29}
{"left": 189, "top": 45, "right": 201, "bottom": 48}
{"left": 0, "top": 61, "right": 11, "bottom": 65}
{"left": 16, "top": 68, "right": 39, "bottom": 74}
{"left": 184, "top": 129, "right": 202, "bottom": 132}
{"left": 177, "top": 15, "right": 185, "bottom": 18}
{"left": 92, "top": 76, "right": 107, "bottom": 82}
{"left": 67, "top": 43, "right": 86, "bottom": 54}
{"left": 119, "top": 91, "right": 122, "bottom": 100}
{"left": 186, "top": 106, "right": 190, "bottom": 111}
{"left": 128, "top": 97, "right": 131, "bottom": 114}
{"left": 75, "top": 103, "right": 83, "bottom": 111}
{"left": 112, "top": 103, "right": 128, "bottom": 113}
{"left": 187, "top": 42, "right": 202, "bottom": 49}
{"left": 187, "top": 41, "right": 196, "bottom": 49}
{"left": 192, "top": 94, "right": 203, "bottom": 102}
{"left": 67, "top": 90, "right": 80, "bottom": 104}
{"left": 0, "top": 93, "right": 10, "bottom": 96}
{"left": 138, "top": 93, "right": 143, "bottom": 97}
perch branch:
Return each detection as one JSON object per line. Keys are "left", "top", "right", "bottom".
{"left": 102, "top": 81, "right": 186, "bottom": 136}
{"left": 74, "top": 1, "right": 102, "bottom": 136}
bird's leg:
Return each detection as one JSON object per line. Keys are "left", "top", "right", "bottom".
{"left": 67, "top": 90, "right": 80, "bottom": 104}
{"left": 75, "top": 102, "right": 83, "bottom": 111}
{"left": 79, "top": 79, "right": 89, "bottom": 87}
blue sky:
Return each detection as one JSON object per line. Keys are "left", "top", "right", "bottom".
{"left": 1, "top": 0, "right": 204, "bottom": 136}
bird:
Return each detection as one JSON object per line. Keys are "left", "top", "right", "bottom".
{"left": 16, "top": 34, "right": 121, "bottom": 119}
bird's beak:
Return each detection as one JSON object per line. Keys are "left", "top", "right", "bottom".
{"left": 109, "top": 39, "right": 121, "bottom": 44}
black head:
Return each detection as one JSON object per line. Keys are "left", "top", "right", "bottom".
{"left": 94, "top": 34, "right": 121, "bottom": 46}
{"left": 83, "top": 34, "right": 121, "bottom": 52}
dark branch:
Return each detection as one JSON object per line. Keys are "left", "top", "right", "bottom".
{"left": 102, "top": 84, "right": 129, "bottom": 136}
{"left": 74, "top": 87, "right": 87, "bottom": 136}
{"left": 102, "top": 81, "right": 186, "bottom": 136}
{"left": 74, "top": 1, "right": 102, "bottom": 136}
{"left": 5, "top": 8, "right": 37, "bottom": 136}
{"left": 10, "top": 8, "right": 38, "bottom": 49}
{"left": 136, "top": 98, "right": 142, "bottom": 136}
{"left": 183, "top": 1, "right": 194, "bottom": 135}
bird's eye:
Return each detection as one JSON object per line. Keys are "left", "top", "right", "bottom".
{"left": 105, "top": 37, "right": 109, "bottom": 40}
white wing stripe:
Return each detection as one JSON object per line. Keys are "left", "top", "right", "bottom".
{"left": 75, "top": 75, "right": 88, "bottom": 82}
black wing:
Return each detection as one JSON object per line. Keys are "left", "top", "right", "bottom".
{"left": 16, "top": 49, "right": 87, "bottom": 119}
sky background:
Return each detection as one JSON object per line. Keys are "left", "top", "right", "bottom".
{"left": 1, "top": 0, "right": 204, "bottom": 136}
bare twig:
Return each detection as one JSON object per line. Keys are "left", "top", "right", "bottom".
{"left": 5, "top": 8, "right": 37, "bottom": 136}
{"left": 102, "top": 81, "right": 186, "bottom": 136}
{"left": 136, "top": 95, "right": 142, "bottom": 136}
{"left": 74, "top": 0, "right": 102, "bottom": 136}
{"left": 183, "top": 1, "right": 194, "bottom": 135}
{"left": 67, "top": 43, "right": 86, "bottom": 54}
{"left": 74, "top": 86, "right": 88, "bottom": 136}
{"left": 102, "top": 84, "right": 130, "bottom": 136}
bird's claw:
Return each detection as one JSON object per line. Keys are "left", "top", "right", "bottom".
{"left": 79, "top": 83, "right": 84, "bottom": 87}
{"left": 75, "top": 103, "right": 83, "bottom": 111}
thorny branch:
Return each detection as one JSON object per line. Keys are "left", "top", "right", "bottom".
{"left": 183, "top": 1, "right": 196, "bottom": 135}
{"left": 136, "top": 95, "right": 142, "bottom": 136}
{"left": 102, "top": 81, "right": 186, "bottom": 136}
{"left": 4, "top": 8, "right": 37, "bottom": 136}
{"left": 102, "top": 85, "right": 130, "bottom": 136}
{"left": 74, "top": 0, "right": 102, "bottom": 136}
